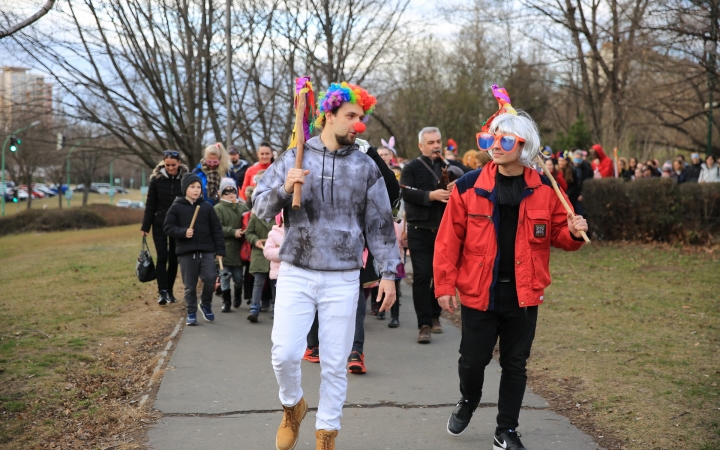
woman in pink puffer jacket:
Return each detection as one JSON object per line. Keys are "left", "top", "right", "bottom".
{"left": 263, "top": 213, "right": 285, "bottom": 317}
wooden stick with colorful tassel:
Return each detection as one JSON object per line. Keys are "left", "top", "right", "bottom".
{"left": 291, "top": 90, "right": 307, "bottom": 210}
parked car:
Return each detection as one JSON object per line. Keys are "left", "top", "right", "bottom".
{"left": 116, "top": 199, "right": 132, "bottom": 208}
{"left": 1, "top": 182, "right": 15, "bottom": 202}
{"left": 18, "top": 185, "right": 45, "bottom": 199}
{"left": 16, "top": 189, "right": 29, "bottom": 201}
{"left": 34, "top": 184, "right": 56, "bottom": 197}
{"left": 74, "top": 184, "right": 99, "bottom": 193}
{"left": 94, "top": 183, "right": 112, "bottom": 194}
{"left": 129, "top": 201, "right": 144, "bottom": 209}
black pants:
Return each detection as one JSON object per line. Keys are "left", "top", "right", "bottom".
{"left": 152, "top": 225, "right": 177, "bottom": 294}
{"left": 458, "top": 299, "right": 538, "bottom": 431}
{"left": 407, "top": 226, "right": 441, "bottom": 328}
{"left": 178, "top": 252, "right": 216, "bottom": 315}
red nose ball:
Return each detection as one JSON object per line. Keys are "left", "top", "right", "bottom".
{"left": 353, "top": 122, "right": 366, "bottom": 133}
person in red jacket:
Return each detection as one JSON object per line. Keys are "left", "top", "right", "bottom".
{"left": 434, "top": 94, "right": 588, "bottom": 450}
{"left": 590, "top": 143, "right": 614, "bottom": 178}
{"left": 239, "top": 141, "right": 274, "bottom": 201}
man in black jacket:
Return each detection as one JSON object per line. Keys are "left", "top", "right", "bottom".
{"left": 686, "top": 152, "right": 703, "bottom": 183}
{"left": 400, "top": 127, "right": 455, "bottom": 343}
{"left": 164, "top": 173, "right": 226, "bottom": 325}
{"left": 568, "top": 149, "right": 593, "bottom": 216}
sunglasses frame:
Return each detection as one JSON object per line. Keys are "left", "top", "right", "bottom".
{"left": 205, "top": 159, "right": 220, "bottom": 167}
{"left": 163, "top": 150, "right": 180, "bottom": 158}
{"left": 475, "top": 132, "right": 525, "bottom": 153}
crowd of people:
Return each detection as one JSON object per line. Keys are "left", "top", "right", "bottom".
{"left": 138, "top": 78, "right": 720, "bottom": 450}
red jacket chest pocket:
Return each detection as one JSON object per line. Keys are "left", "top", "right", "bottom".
{"left": 526, "top": 209, "right": 550, "bottom": 247}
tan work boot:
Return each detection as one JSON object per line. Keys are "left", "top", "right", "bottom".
{"left": 276, "top": 397, "right": 308, "bottom": 450}
{"left": 316, "top": 429, "right": 338, "bottom": 450}
{"left": 417, "top": 325, "right": 432, "bottom": 343}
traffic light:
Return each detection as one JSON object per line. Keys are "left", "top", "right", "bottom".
{"left": 9, "top": 136, "right": 21, "bottom": 152}
{"left": 12, "top": 189, "right": 18, "bottom": 203}
{"left": 57, "top": 133, "right": 66, "bottom": 151}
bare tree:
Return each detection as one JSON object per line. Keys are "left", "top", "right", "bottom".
{"left": 523, "top": 0, "right": 654, "bottom": 150}
{"left": 0, "top": 0, "right": 56, "bottom": 40}
{"left": 11, "top": 0, "right": 223, "bottom": 168}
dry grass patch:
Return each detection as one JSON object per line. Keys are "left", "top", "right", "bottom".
{"left": 0, "top": 225, "right": 184, "bottom": 449}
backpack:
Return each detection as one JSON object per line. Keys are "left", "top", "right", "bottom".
{"left": 240, "top": 211, "right": 253, "bottom": 262}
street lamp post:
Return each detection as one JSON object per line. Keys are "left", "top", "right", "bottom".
{"left": 1, "top": 120, "right": 42, "bottom": 217}
{"left": 708, "top": 2, "right": 718, "bottom": 157}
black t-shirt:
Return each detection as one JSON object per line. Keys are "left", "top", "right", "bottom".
{"left": 493, "top": 172, "right": 524, "bottom": 310}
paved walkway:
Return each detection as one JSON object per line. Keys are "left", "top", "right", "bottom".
{"left": 147, "top": 284, "right": 603, "bottom": 449}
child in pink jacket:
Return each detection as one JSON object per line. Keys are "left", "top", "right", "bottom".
{"left": 263, "top": 212, "right": 285, "bottom": 319}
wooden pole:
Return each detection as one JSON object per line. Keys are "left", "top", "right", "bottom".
{"left": 536, "top": 157, "right": 591, "bottom": 243}
{"left": 291, "top": 92, "right": 307, "bottom": 210}
{"left": 613, "top": 147, "right": 619, "bottom": 178}
{"left": 189, "top": 205, "right": 200, "bottom": 230}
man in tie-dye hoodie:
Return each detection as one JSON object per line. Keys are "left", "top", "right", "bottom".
{"left": 253, "top": 82, "right": 401, "bottom": 450}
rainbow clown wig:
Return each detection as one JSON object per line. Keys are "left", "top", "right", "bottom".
{"left": 315, "top": 82, "right": 377, "bottom": 128}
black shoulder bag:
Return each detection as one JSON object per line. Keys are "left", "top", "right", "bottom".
{"left": 136, "top": 236, "right": 157, "bottom": 282}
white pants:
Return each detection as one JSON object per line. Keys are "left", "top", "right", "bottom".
{"left": 271, "top": 262, "right": 359, "bottom": 431}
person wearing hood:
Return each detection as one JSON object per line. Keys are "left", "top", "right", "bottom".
{"left": 253, "top": 81, "right": 400, "bottom": 449}
{"left": 240, "top": 141, "right": 274, "bottom": 201}
{"left": 263, "top": 212, "right": 286, "bottom": 320}
{"left": 244, "top": 209, "right": 273, "bottom": 323}
{"left": 164, "top": 173, "right": 226, "bottom": 326}
{"left": 589, "top": 143, "right": 614, "bottom": 178}
{"left": 214, "top": 177, "right": 249, "bottom": 312}
{"left": 192, "top": 143, "right": 237, "bottom": 205}
{"left": 141, "top": 151, "right": 189, "bottom": 305}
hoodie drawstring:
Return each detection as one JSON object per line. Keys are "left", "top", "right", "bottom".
{"left": 320, "top": 148, "right": 336, "bottom": 205}
{"left": 331, "top": 152, "right": 336, "bottom": 206}
{"left": 321, "top": 148, "right": 326, "bottom": 203}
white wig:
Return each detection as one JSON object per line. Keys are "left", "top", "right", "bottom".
{"left": 489, "top": 111, "right": 541, "bottom": 167}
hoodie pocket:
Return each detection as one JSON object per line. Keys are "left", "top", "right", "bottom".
{"left": 456, "top": 253, "right": 488, "bottom": 297}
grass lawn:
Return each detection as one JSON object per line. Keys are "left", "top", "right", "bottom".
{"left": 0, "top": 225, "right": 183, "bottom": 449}
{"left": 528, "top": 243, "right": 720, "bottom": 449}
{"left": 2, "top": 189, "right": 145, "bottom": 217}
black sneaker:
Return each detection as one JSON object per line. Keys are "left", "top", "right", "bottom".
{"left": 494, "top": 429, "right": 526, "bottom": 450}
{"left": 447, "top": 397, "right": 478, "bottom": 436}
{"left": 158, "top": 291, "right": 168, "bottom": 306}
{"left": 167, "top": 292, "right": 177, "bottom": 303}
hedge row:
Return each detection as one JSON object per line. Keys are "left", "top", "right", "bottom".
{"left": 582, "top": 178, "right": 720, "bottom": 243}
{"left": 0, "top": 204, "right": 144, "bottom": 237}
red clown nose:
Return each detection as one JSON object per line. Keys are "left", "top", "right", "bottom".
{"left": 353, "top": 121, "right": 366, "bottom": 133}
